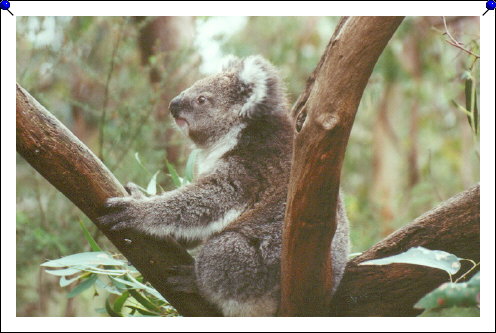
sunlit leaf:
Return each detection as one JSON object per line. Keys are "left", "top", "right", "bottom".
{"left": 41, "top": 252, "right": 124, "bottom": 268}
{"left": 166, "top": 161, "right": 182, "bottom": 188}
{"left": 45, "top": 267, "right": 82, "bottom": 276}
{"left": 146, "top": 171, "right": 160, "bottom": 196}
{"left": 359, "top": 247, "right": 461, "bottom": 275}
{"left": 185, "top": 149, "right": 200, "bottom": 182}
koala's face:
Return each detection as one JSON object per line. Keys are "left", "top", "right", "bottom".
{"left": 169, "top": 72, "right": 250, "bottom": 147}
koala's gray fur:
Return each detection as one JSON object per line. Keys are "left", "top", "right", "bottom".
{"left": 98, "top": 55, "right": 349, "bottom": 316}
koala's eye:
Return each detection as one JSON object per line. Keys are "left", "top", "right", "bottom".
{"left": 197, "top": 96, "right": 206, "bottom": 105}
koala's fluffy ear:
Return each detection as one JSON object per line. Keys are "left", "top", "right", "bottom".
{"left": 222, "top": 55, "right": 285, "bottom": 118}
{"left": 221, "top": 55, "right": 242, "bottom": 73}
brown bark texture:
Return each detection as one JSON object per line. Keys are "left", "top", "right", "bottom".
{"left": 329, "top": 184, "right": 480, "bottom": 316}
{"left": 16, "top": 83, "right": 220, "bottom": 317}
{"left": 280, "top": 16, "right": 405, "bottom": 316}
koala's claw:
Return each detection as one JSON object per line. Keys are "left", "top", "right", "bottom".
{"left": 125, "top": 182, "right": 147, "bottom": 199}
{"left": 97, "top": 196, "right": 142, "bottom": 231}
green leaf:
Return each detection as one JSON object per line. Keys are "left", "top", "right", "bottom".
{"left": 105, "top": 297, "right": 123, "bottom": 317}
{"left": 414, "top": 278, "right": 480, "bottom": 310}
{"left": 184, "top": 149, "right": 200, "bottom": 182}
{"left": 467, "top": 271, "right": 480, "bottom": 287}
{"left": 96, "top": 278, "right": 122, "bottom": 295}
{"left": 146, "top": 171, "right": 160, "bottom": 196}
{"left": 60, "top": 274, "right": 83, "bottom": 287}
{"left": 41, "top": 252, "right": 124, "bottom": 268}
{"left": 125, "top": 305, "right": 160, "bottom": 317}
{"left": 79, "top": 220, "right": 102, "bottom": 251}
{"left": 113, "top": 291, "right": 130, "bottom": 313}
{"left": 464, "top": 75, "right": 479, "bottom": 135}
{"left": 128, "top": 289, "right": 161, "bottom": 313}
{"left": 45, "top": 267, "right": 82, "bottom": 276}
{"left": 419, "top": 306, "right": 480, "bottom": 317}
{"left": 67, "top": 274, "right": 97, "bottom": 298}
{"left": 166, "top": 161, "right": 182, "bottom": 188}
{"left": 110, "top": 276, "right": 145, "bottom": 289}
{"left": 359, "top": 247, "right": 461, "bottom": 275}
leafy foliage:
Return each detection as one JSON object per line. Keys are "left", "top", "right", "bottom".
{"left": 41, "top": 221, "right": 178, "bottom": 317}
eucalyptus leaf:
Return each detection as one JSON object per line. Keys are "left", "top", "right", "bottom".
{"left": 125, "top": 305, "right": 160, "bottom": 317}
{"left": 359, "top": 247, "right": 461, "bottom": 275}
{"left": 185, "top": 149, "right": 200, "bottom": 182}
{"left": 105, "top": 298, "right": 123, "bottom": 317}
{"left": 128, "top": 289, "right": 161, "bottom": 313}
{"left": 111, "top": 276, "right": 145, "bottom": 289}
{"left": 79, "top": 220, "right": 102, "bottom": 251}
{"left": 45, "top": 267, "right": 82, "bottom": 276}
{"left": 41, "top": 252, "right": 125, "bottom": 268}
{"left": 414, "top": 277, "right": 480, "bottom": 310}
{"left": 67, "top": 274, "right": 98, "bottom": 298}
{"left": 146, "top": 171, "right": 160, "bottom": 195}
{"left": 96, "top": 278, "right": 122, "bottom": 295}
{"left": 60, "top": 274, "right": 83, "bottom": 287}
{"left": 166, "top": 161, "right": 182, "bottom": 188}
{"left": 113, "top": 291, "right": 130, "bottom": 313}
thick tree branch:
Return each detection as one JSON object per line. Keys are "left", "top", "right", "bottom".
{"left": 16, "top": 83, "right": 220, "bottom": 316}
{"left": 280, "top": 16, "right": 405, "bottom": 316}
{"left": 330, "top": 184, "right": 480, "bottom": 316}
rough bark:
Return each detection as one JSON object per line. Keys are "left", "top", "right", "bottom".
{"left": 16, "top": 83, "right": 220, "bottom": 317}
{"left": 280, "top": 16, "right": 405, "bottom": 316}
{"left": 329, "top": 184, "right": 480, "bottom": 316}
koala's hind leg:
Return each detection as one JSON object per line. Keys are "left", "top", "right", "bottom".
{"left": 195, "top": 231, "right": 279, "bottom": 317}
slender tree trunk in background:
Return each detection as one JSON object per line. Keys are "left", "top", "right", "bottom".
{"left": 280, "top": 16, "right": 405, "bottom": 316}
{"left": 371, "top": 83, "right": 401, "bottom": 237}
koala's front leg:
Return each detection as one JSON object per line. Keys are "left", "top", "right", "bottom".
{"left": 97, "top": 182, "right": 173, "bottom": 232}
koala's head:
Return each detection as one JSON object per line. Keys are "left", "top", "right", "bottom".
{"left": 169, "top": 55, "right": 287, "bottom": 148}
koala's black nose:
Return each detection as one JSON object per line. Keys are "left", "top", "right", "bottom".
{"left": 169, "top": 96, "right": 182, "bottom": 118}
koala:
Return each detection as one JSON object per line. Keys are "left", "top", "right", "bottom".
{"left": 98, "top": 55, "right": 349, "bottom": 316}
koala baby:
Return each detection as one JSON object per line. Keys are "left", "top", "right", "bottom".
{"left": 99, "top": 55, "right": 349, "bottom": 316}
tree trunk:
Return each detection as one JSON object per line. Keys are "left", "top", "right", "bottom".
{"left": 280, "top": 16, "right": 405, "bottom": 316}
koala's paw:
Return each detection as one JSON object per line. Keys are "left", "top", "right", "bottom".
{"left": 165, "top": 265, "right": 198, "bottom": 294}
{"left": 97, "top": 196, "right": 145, "bottom": 231}
{"left": 124, "top": 182, "right": 147, "bottom": 199}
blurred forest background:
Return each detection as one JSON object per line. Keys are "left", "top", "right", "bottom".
{"left": 16, "top": 16, "right": 480, "bottom": 316}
